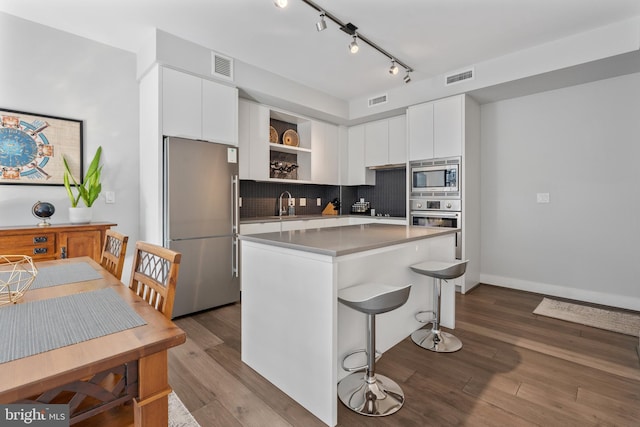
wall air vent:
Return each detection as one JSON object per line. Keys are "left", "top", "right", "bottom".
{"left": 368, "top": 94, "right": 388, "bottom": 107}
{"left": 445, "top": 67, "right": 474, "bottom": 86}
{"left": 211, "top": 51, "right": 234, "bottom": 81}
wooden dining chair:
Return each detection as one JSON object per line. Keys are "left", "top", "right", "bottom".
{"left": 100, "top": 230, "right": 129, "bottom": 280}
{"left": 128, "top": 241, "right": 182, "bottom": 319}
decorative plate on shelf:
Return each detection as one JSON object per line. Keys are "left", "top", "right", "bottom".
{"left": 269, "top": 126, "right": 278, "bottom": 144}
{"left": 282, "top": 129, "right": 299, "bottom": 147}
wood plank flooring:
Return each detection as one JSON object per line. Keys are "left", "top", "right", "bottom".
{"left": 173, "top": 284, "right": 640, "bottom": 426}
{"left": 83, "top": 284, "right": 640, "bottom": 426}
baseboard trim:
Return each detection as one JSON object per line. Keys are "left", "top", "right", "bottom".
{"left": 480, "top": 274, "right": 640, "bottom": 312}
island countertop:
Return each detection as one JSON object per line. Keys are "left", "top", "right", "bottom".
{"left": 238, "top": 223, "right": 457, "bottom": 257}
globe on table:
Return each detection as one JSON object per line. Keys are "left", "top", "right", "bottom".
{"left": 32, "top": 201, "right": 55, "bottom": 227}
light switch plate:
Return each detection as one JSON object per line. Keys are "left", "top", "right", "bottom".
{"left": 317, "top": 198, "right": 322, "bottom": 206}
{"left": 300, "top": 198, "right": 306, "bottom": 207}
{"left": 536, "top": 193, "right": 550, "bottom": 203}
{"left": 105, "top": 191, "right": 115, "bottom": 204}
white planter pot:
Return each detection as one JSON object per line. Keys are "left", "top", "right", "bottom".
{"left": 69, "top": 207, "right": 93, "bottom": 224}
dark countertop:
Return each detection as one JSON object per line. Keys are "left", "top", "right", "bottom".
{"left": 238, "top": 223, "right": 456, "bottom": 257}
{"left": 240, "top": 214, "right": 406, "bottom": 224}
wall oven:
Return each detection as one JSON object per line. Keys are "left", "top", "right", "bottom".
{"left": 410, "top": 157, "right": 460, "bottom": 197}
{"left": 410, "top": 198, "right": 462, "bottom": 260}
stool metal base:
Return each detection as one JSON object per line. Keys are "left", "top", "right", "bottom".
{"left": 337, "top": 373, "right": 404, "bottom": 417}
{"left": 411, "top": 328, "right": 463, "bottom": 353}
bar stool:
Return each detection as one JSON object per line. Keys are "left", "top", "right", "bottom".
{"left": 337, "top": 282, "right": 412, "bottom": 417}
{"left": 410, "top": 260, "right": 468, "bottom": 353}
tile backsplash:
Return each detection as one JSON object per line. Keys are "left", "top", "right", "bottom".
{"left": 239, "top": 168, "right": 406, "bottom": 218}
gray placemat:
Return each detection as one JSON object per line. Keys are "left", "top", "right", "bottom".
{"left": 0, "top": 287, "right": 146, "bottom": 364}
{"left": 30, "top": 262, "right": 103, "bottom": 290}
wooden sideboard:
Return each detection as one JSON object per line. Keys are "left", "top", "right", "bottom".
{"left": 0, "top": 222, "right": 116, "bottom": 262}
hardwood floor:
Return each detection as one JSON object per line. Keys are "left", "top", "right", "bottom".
{"left": 82, "top": 284, "right": 640, "bottom": 426}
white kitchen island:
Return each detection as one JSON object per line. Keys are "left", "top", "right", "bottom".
{"left": 239, "top": 223, "right": 458, "bottom": 426}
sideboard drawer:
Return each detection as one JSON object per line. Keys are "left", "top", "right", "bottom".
{"left": 0, "top": 233, "right": 57, "bottom": 260}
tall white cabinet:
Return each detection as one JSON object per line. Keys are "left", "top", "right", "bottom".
{"left": 407, "top": 94, "right": 481, "bottom": 293}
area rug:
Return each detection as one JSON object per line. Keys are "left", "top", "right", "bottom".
{"left": 533, "top": 297, "right": 640, "bottom": 337}
{"left": 169, "top": 391, "right": 200, "bottom": 427}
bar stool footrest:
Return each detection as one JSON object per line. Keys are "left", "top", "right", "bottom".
{"left": 341, "top": 349, "right": 382, "bottom": 372}
{"left": 414, "top": 310, "right": 436, "bottom": 324}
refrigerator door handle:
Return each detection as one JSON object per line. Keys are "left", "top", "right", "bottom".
{"left": 232, "top": 175, "right": 239, "bottom": 278}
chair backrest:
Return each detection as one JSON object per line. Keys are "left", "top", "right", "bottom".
{"left": 128, "top": 241, "right": 182, "bottom": 319}
{"left": 100, "top": 230, "right": 129, "bottom": 280}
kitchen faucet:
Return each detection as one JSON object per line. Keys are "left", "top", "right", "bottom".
{"left": 279, "top": 191, "right": 292, "bottom": 216}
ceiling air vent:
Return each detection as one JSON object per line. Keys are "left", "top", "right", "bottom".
{"left": 368, "top": 94, "right": 388, "bottom": 107}
{"left": 211, "top": 51, "right": 233, "bottom": 81}
{"left": 445, "top": 67, "right": 474, "bottom": 86}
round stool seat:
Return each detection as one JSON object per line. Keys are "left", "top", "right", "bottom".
{"left": 338, "top": 283, "right": 412, "bottom": 315}
{"left": 410, "top": 260, "right": 468, "bottom": 280}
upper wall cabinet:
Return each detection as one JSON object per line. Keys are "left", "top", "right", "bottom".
{"left": 311, "top": 121, "right": 339, "bottom": 185}
{"left": 364, "top": 115, "right": 407, "bottom": 167}
{"left": 408, "top": 95, "right": 462, "bottom": 160}
{"left": 162, "top": 67, "right": 238, "bottom": 146}
{"left": 346, "top": 125, "right": 375, "bottom": 186}
{"left": 238, "top": 99, "right": 270, "bottom": 181}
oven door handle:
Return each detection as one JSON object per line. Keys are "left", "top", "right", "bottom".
{"left": 411, "top": 212, "right": 460, "bottom": 219}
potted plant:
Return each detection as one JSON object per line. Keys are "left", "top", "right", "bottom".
{"left": 63, "top": 146, "right": 103, "bottom": 224}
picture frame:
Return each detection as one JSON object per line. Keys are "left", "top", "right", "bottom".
{"left": 0, "top": 108, "right": 83, "bottom": 186}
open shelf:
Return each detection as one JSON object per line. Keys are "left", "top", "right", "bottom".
{"left": 269, "top": 143, "right": 312, "bottom": 154}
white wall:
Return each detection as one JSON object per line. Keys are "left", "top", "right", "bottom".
{"left": 0, "top": 13, "right": 139, "bottom": 276}
{"left": 480, "top": 72, "right": 640, "bottom": 310}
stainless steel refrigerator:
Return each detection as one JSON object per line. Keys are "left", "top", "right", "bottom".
{"left": 163, "top": 136, "right": 240, "bottom": 318}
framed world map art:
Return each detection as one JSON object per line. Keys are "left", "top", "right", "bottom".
{"left": 0, "top": 108, "right": 83, "bottom": 186}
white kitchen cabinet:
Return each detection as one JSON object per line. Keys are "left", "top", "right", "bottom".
{"left": 162, "top": 67, "right": 238, "bottom": 145}
{"left": 364, "top": 115, "right": 407, "bottom": 167}
{"left": 202, "top": 78, "right": 238, "bottom": 145}
{"left": 162, "top": 67, "right": 202, "bottom": 140}
{"left": 408, "top": 102, "right": 434, "bottom": 160}
{"left": 433, "top": 96, "right": 462, "bottom": 158}
{"left": 388, "top": 115, "right": 407, "bottom": 164}
{"left": 364, "top": 119, "right": 389, "bottom": 167}
{"left": 238, "top": 99, "right": 269, "bottom": 180}
{"left": 346, "top": 125, "right": 375, "bottom": 185}
{"left": 408, "top": 95, "right": 462, "bottom": 161}
{"left": 311, "top": 121, "right": 339, "bottom": 185}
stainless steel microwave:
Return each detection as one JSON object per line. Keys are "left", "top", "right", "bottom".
{"left": 410, "top": 157, "right": 460, "bottom": 195}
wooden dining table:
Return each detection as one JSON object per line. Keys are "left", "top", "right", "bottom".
{"left": 0, "top": 256, "right": 187, "bottom": 426}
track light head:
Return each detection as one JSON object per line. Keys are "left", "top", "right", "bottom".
{"left": 316, "top": 13, "right": 327, "bottom": 32}
{"left": 404, "top": 72, "right": 412, "bottom": 84}
{"left": 349, "top": 35, "right": 359, "bottom": 53}
{"left": 389, "top": 60, "right": 399, "bottom": 75}
{"left": 273, "top": 0, "right": 288, "bottom": 8}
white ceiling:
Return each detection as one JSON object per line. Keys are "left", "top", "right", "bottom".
{"left": 1, "top": 0, "right": 639, "bottom": 101}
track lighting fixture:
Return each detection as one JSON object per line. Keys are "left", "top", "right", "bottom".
{"left": 276, "top": 0, "right": 415, "bottom": 82}
{"left": 389, "top": 60, "right": 399, "bottom": 75}
{"left": 316, "top": 13, "right": 327, "bottom": 32}
{"left": 349, "top": 35, "right": 359, "bottom": 53}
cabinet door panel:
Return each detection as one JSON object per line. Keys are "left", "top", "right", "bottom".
{"left": 434, "top": 96, "right": 462, "bottom": 158}
{"left": 59, "top": 230, "right": 102, "bottom": 261}
{"left": 162, "top": 68, "right": 202, "bottom": 139}
{"left": 408, "top": 102, "right": 434, "bottom": 160}
{"left": 312, "top": 122, "right": 339, "bottom": 185}
{"left": 364, "top": 120, "right": 388, "bottom": 167}
{"left": 202, "top": 80, "right": 238, "bottom": 145}
{"left": 388, "top": 115, "right": 407, "bottom": 164}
